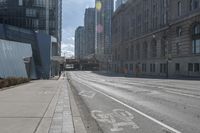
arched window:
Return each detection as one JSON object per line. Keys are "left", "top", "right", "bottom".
{"left": 193, "top": 23, "right": 200, "bottom": 35}
{"left": 136, "top": 44, "right": 140, "bottom": 59}
{"left": 151, "top": 39, "right": 157, "bottom": 58}
{"left": 178, "top": 1, "right": 182, "bottom": 16}
{"left": 190, "top": 0, "right": 199, "bottom": 11}
{"left": 130, "top": 45, "right": 134, "bottom": 60}
{"left": 161, "top": 38, "right": 166, "bottom": 57}
{"left": 192, "top": 23, "right": 200, "bottom": 54}
{"left": 142, "top": 42, "right": 148, "bottom": 59}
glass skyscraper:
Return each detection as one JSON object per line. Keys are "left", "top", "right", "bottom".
{"left": 95, "top": 0, "right": 114, "bottom": 70}
{"left": 0, "top": 0, "right": 62, "bottom": 54}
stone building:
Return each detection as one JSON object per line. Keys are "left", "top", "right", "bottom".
{"left": 112, "top": 0, "right": 200, "bottom": 77}
{"left": 115, "top": 0, "right": 127, "bottom": 10}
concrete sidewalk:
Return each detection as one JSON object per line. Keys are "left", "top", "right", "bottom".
{"left": 0, "top": 74, "right": 85, "bottom": 133}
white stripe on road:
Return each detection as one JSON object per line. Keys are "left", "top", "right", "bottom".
{"left": 76, "top": 80, "right": 182, "bottom": 133}
{"left": 165, "top": 90, "right": 200, "bottom": 99}
{"left": 120, "top": 82, "right": 200, "bottom": 99}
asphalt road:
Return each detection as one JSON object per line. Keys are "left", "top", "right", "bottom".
{"left": 68, "top": 71, "right": 200, "bottom": 133}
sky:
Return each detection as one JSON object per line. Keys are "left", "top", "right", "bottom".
{"left": 61, "top": 0, "right": 95, "bottom": 58}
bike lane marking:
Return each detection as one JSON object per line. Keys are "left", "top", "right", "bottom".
{"left": 79, "top": 90, "right": 96, "bottom": 99}
{"left": 77, "top": 80, "right": 182, "bottom": 133}
{"left": 91, "top": 109, "right": 139, "bottom": 132}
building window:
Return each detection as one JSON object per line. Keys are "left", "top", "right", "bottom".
{"left": 125, "top": 64, "right": 128, "bottom": 71}
{"left": 190, "top": 0, "right": 199, "bottom": 10}
{"left": 143, "top": 42, "right": 148, "bottom": 59}
{"left": 142, "top": 64, "right": 146, "bottom": 72}
{"left": 160, "top": 64, "right": 163, "bottom": 73}
{"left": 177, "top": 27, "right": 182, "bottom": 37}
{"left": 160, "top": 63, "right": 167, "bottom": 73}
{"left": 130, "top": 45, "right": 134, "bottom": 60}
{"left": 192, "top": 40, "right": 200, "bottom": 54}
{"left": 192, "top": 23, "right": 200, "bottom": 54}
{"left": 150, "top": 64, "right": 152, "bottom": 72}
{"left": 18, "top": 0, "right": 23, "bottom": 6}
{"left": 161, "top": 38, "right": 166, "bottom": 57}
{"left": 151, "top": 39, "right": 157, "bottom": 58}
{"left": 178, "top": 1, "right": 182, "bottom": 16}
{"left": 175, "top": 63, "right": 180, "bottom": 72}
{"left": 163, "top": 0, "right": 168, "bottom": 25}
{"left": 194, "top": 63, "right": 200, "bottom": 72}
{"left": 176, "top": 42, "right": 181, "bottom": 55}
{"left": 26, "top": 9, "right": 36, "bottom": 17}
{"left": 126, "top": 47, "right": 129, "bottom": 60}
{"left": 0, "top": 0, "right": 7, "bottom": 3}
{"left": 150, "top": 64, "right": 156, "bottom": 72}
{"left": 34, "top": 0, "right": 45, "bottom": 7}
{"left": 129, "top": 64, "right": 134, "bottom": 72}
{"left": 193, "top": 23, "right": 200, "bottom": 35}
{"left": 188, "top": 63, "right": 194, "bottom": 72}
{"left": 136, "top": 44, "right": 140, "bottom": 59}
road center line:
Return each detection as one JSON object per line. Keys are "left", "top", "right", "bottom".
{"left": 75, "top": 78, "right": 182, "bottom": 133}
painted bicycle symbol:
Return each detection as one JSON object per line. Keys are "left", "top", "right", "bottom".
{"left": 91, "top": 109, "right": 139, "bottom": 132}
{"left": 79, "top": 91, "right": 96, "bottom": 99}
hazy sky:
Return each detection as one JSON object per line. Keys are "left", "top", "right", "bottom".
{"left": 62, "top": 0, "right": 95, "bottom": 57}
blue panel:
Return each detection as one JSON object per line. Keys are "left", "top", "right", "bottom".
{"left": 36, "top": 33, "right": 51, "bottom": 78}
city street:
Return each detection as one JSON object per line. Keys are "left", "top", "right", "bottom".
{"left": 68, "top": 71, "right": 200, "bottom": 133}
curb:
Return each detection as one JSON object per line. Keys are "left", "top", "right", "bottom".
{"left": 67, "top": 80, "right": 87, "bottom": 133}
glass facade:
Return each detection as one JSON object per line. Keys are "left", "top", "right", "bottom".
{"left": 0, "top": 0, "right": 62, "bottom": 51}
{"left": 192, "top": 23, "right": 200, "bottom": 54}
{"left": 0, "top": 39, "right": 32, "bottom": 78}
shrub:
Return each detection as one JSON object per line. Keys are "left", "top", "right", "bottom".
{"left": 0, "top": 77, "right": 30, "bottom": 89}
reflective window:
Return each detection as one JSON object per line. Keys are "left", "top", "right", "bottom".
{"left": 26, "top": 8, "right": 36, "bottom": 17}
{"left": 151, "top": 39, "right": 157, "bottom": 58}
{"left": 176, "top": 42, "right": 181, "bottom": 55}
{"left": 0, "top": 0, "right": 6, "bottom": 3}
{"left": 192, "top": 24, "right": 200, "bottom": 54}
{"left": 177, "top": 27, "right": 182, "bottom": 37}
{"left": 178, "top": 1, "right": 182, "bottom": 16}
{"left": 190, "top": 0, "right": 199, "bottom": 10}
{"left": 142, "top": 42, "right": 148, "bottom": 59}
{"left": 19, "top": 0, "right": 23, "bottom": 6}
{"left": 175, "top": 63, "right": 180, "bottom": 72}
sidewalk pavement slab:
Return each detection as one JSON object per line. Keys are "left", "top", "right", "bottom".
{"left": 0, "top": 74, "right": 80, "bottom": 133}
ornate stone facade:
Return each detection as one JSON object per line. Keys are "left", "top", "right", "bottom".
{"left": 112, "top": 0, "right": 200, "bottom": 77}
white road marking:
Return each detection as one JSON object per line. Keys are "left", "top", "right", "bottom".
{"left": 79, "top": 90, "right": 96, "bottom": 99}
{"left": 124, "top": 82, "right": 200, "bottom": 99}
{"left": 91, "top": 109, "right": 139, "bottom": 132}
{"left": 165, "top": 90, "right": 200, "bottom": 99}
{"left": 77, "top": 80, "right": 182, "bottom": 133}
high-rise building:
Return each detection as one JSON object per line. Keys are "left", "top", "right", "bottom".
{"left": 0, "top": 0, "right": 62, "bottom": 78}
{"left": 115, "top": 0, "right": 127, "bottom": 10}
{"left": 75, "top": 26, "right": 85, "bottom": 59}
{"left": 84, "top": 8, "right": 95, "bottom": 56}
{"left": 0, "top": 0, "right": 62, "bottom": 55}
{"left": 95, "top": 0, "right": 114, "bottom": 70}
